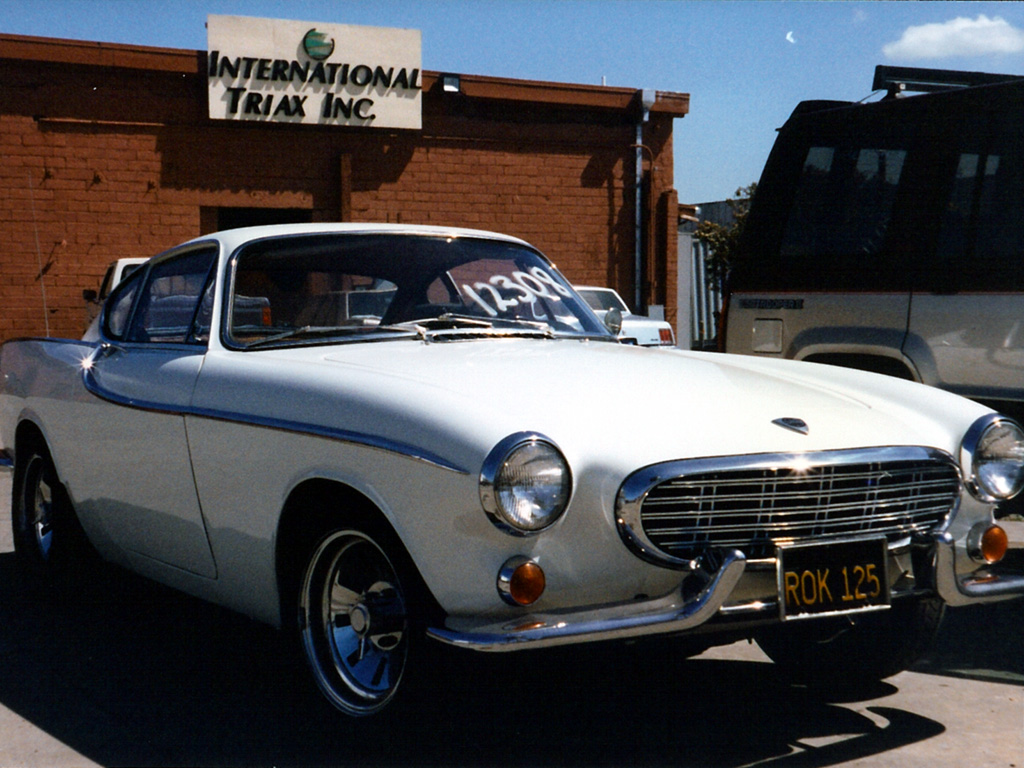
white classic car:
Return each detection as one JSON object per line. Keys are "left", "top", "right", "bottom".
{"left": 575, "top": 285, "right": 676, "bottom": 347}
{"left": 2, "top": 224, "right": 1023, "bottom": 717}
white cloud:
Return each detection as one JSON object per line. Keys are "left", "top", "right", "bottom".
{"left": 883, "top": 15, "right": 1024, "bottom": 60}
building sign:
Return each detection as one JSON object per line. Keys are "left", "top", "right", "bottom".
{"left": 207, "top": 15, "right": 422, "bottom": 129}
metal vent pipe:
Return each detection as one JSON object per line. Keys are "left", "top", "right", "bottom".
{"left": 635, "top": 89, "right": 657, "bottom": 312}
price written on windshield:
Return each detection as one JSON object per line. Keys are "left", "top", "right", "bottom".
{"left": 463, "top": 268, "right": 572, "bottom": 317}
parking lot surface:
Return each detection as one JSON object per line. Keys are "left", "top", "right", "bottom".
{"left": 0, "top": 470, "right": 1021, "bottom": 767}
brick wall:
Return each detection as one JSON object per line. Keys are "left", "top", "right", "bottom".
{"left": 0, "top": 41, "right": 683, "bottom": 342}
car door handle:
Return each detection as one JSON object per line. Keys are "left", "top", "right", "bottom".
{"left": 101, "top": 342, "right": 125, "bottom": 356}
{"left": 92, "top": 342, "right": 125, "bottom": 362}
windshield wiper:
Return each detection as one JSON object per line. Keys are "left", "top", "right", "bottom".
{"left": 401, "top": 314, "right": 559, "bottom": 341}
{"left": 406, "top": 313, "right": 496, "bottom": 330}
{"left": 409, "top": 313, "right": 561, "bottom": 334}
{"left": 244, "top": 324, "right": 415, "bottom": 349}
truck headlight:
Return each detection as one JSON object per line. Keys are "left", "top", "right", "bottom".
{"left": 480, "top": 432, "right": 571, "bottom": 535}
{"left": 962, "top": 415, "right": 1024, "bottom": 501}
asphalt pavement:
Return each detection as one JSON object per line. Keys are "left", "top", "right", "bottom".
{"left": 0, "top": 469, "right": 1021, "bottom": 767}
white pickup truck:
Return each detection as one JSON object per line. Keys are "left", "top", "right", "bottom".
{"left": 575, "top": 286, "right": 676, "bottom": 347}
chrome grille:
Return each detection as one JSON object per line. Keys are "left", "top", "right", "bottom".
{"left": 618, "top": 449, "right": 961, "bottom": 564}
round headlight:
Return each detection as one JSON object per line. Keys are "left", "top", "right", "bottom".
{"left": 964, "top": 416, "right": 1024, "bottom": 501}
{"left": 480, "top": 433, "right": 572, "bottom": 535}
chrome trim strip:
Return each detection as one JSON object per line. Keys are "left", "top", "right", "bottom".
{"left": 932, "top": 531, "right": 1024, "bottom": 606}
{"left": 426, "top": 550, "right": 746, "bottom": 652}
{"left": 81, "top": 365, "right": 468, "bottom": 475}
{"left": 616, "top": 446, "right": 961, "bottom": 569}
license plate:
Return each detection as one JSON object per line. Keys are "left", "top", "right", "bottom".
{"left": 777, "top": 537, "right": 890, "bottom": 620}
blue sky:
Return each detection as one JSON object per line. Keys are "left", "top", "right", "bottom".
{"left": 4, "top": 1, "right": 1024, "bottom": 203}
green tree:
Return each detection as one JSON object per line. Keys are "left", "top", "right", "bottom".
{"left": 694, "top": 183, "right": 756, "bottom": 290}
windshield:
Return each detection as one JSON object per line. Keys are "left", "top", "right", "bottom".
{"left": 226, "top": 233, "right": 611, "bottom": 349}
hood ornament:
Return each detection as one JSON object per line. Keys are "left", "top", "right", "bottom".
{"left": 773, "top": 417, "right": 809, "bottom": 436}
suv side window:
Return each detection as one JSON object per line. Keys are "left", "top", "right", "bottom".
{"left": 779, "top": 145, "right": 907, "bottom": 289}
{"left": 124, "top": 248, "right": 217, "bottom": 344}
{"left": 938, "top": 118, "right": 1024, "bottom": 291}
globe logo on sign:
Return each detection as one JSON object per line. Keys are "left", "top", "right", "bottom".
{"left": 303, "top": 29, "right": 335, "bottom": 60}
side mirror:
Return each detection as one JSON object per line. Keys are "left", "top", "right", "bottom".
{"left": 83, "top": 289, "right": 98, "bottom": 303}
{"left": 604, "top": 307, "right": 623, "bottom": 336}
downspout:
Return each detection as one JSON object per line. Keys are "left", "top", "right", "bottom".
{"left": 634, "top": 89, "right": 657, "bottom": 313}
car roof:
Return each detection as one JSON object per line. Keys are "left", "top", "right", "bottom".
{"left": 177, "top": 223, "right": 534, "bottom": 254}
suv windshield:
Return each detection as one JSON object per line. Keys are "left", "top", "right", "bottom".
{"left": 226, "top": 233, "right": 610, "bottom": 348}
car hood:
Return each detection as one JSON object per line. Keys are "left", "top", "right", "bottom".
{"left": 213, "top": 338, "right": 987, "bottom": 474}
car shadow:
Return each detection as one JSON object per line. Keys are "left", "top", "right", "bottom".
{"left": 0, "top": 552, "right": 949, "bottom": 767}
{"left": 912, "top": 599, "right": 1024, "bottom": 685}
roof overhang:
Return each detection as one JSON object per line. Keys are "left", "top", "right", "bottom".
{"left": 0, "top": 32, "right": 689, "bottom": 118}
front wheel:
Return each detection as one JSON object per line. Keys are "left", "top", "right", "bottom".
{"left": 755, "top": 596, "right": 945, "bottom": 691}
{"left": 298, "top": 528, "right": 415, "bottom": 716}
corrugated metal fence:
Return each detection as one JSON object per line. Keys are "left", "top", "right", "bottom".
{"left": 689, "top": 236, "right": 722, "bottom": 350}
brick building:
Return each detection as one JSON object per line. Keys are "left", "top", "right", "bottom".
{"left": 0, "top": 30, "right": 688, "bottom": 342}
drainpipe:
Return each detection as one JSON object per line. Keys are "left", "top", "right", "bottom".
{"left": 634, "top": 89, "right": 657, "bottom": 313}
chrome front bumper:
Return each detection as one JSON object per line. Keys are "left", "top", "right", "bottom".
{"left": 427, "top": 550, "right": 747, "bottom": 652}
{"left": 429, "top": 527, "right": 1024, "bottom": 652}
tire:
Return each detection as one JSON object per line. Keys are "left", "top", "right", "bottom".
{"left": 298, "top": 526, "right": 421, "bottom": 717}
{"left": 12, "top": 442, "right": 88, "bottom": 575}
{"left": 755, "top": 596, "right": 945, "bottom": 691}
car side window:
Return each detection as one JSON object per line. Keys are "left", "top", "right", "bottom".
{"left": 103, "top": 270, "right": 144, "bottom": 340}
{"left": 125, "top": 248, "right": 218, "bottom": 344}
{"left": 192, "top": 277, "right": 216, "bottom": 343}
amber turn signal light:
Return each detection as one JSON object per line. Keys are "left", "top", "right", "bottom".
{"left": 497, "top": 556, "right": 546, "bottom": 606}
{"left": 968, "top": 523, "right": 1009, "bottom": 564}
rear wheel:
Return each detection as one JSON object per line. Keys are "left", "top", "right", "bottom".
{"left": 298, "top": 527, "right": 417, "bottom": 716}
{"left": 12, "top": 442, "right": 87, "bottom": 574}
{"left": 755, "top": 596, "right": 945, "bottom": 691}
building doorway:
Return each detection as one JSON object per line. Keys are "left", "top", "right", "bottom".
{"left": 201, "top": 207, "right": 313, "bottom": 234}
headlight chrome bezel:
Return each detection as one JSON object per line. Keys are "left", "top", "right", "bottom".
{"left": 480, "top": 432, "right": 572, "bottom": 536}
{"left": 961, "top": 414, "right": 1024, "bottom": 502}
